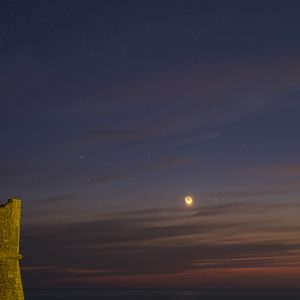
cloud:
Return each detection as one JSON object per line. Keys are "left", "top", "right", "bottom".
{"left": 88, "top": 157, "right": 191, "bottom": 185}
{"left": 260, "top": 162, "right": 300, "bottom": 177}
{"left": 221, "top": 186, "right": 300, "bottom": 199}
{"left": 170, "top": 130, "right": 223, "bottom": 146}
{"left": 21, "top": 200, "right": 300, "bottom": 287}
{"left": 3, "top": 51, "right": 300, "bottom": 136}
{"left": 38, "top": 194, "right": 78, "bottom": 203}
{"left": 88, "top": 174, "right": 126, "bottom": 184}
{"left": 156, "top": 157, "right": 179, "bottom": 167}
{"left": 87, "top": 128, "right": 153, "bottom": 141}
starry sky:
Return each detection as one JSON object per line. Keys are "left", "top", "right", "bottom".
{"left": 2, "top": 0, "right": 300, "bottom": 289}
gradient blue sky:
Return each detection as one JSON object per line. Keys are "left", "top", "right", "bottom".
{"left": 1, "top": 0, "right": 300, "bottom": 288}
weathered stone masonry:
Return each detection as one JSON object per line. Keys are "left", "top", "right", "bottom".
{"left": 0, "top": 199, "right": 24, "bottom": 300}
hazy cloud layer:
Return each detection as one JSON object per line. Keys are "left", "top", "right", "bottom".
{"left": 21, "top": 200, "right": 300, "bottom": 288}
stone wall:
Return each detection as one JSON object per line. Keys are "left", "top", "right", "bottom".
{"left": 0, "top": 199, "right": 24, "bottom": 300}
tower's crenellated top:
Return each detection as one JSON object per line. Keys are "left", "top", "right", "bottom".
{"left": 0, "top": 199, "right": 22, "bottom": 255}
{"left": 0, "top": 198, "right": 21, "bottom": 207}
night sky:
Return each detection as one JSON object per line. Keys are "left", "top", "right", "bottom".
{"left": 2, "top": 0, "right": 300, "bottom": 289}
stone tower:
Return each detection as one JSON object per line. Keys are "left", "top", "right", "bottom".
{"left": 0, "top": 199, "right": 24, "bottom": 300}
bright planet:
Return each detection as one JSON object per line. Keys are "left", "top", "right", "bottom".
{"left": 185, "top": 195, "right": 193, "bottom": 207}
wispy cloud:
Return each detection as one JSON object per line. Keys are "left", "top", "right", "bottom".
{"left": 38, "top": 194, "right": 78, "bottom": 203}
{"left": 221, "top": 186, "right": 300, "bottom": 199}
{"left": 87, "top": 128, "right": 153, "bottom": 141}
{"left": 22, "top": 200, "right": 300, "bottom": 287}
{"left": 88, "top": 174, "right": 126, "bottom": 184}
{"left": 260, "top": 162, "right": 300, "bottom": 177}
{"left": 89, "top": 157, "right": 192, "bottom": 185}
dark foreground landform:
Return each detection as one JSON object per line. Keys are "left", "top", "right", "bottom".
{"left": 24, "top": 289, "right": 300, "bottom": 300}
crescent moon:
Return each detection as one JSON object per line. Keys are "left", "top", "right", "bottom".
{"left": 185, "top": 195, "right": 193, "bottom": 207}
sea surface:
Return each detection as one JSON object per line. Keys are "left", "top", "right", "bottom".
{"left": 24, "top": 289, "right": 300, "bottom": 300}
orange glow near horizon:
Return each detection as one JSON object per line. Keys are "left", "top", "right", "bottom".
{"left": 54, "top": 266, "right": 300, "bottom": 289}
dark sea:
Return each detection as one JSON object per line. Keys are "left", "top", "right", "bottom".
{"left": 24, "top": 289, "right": 300, "bottom": 300}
